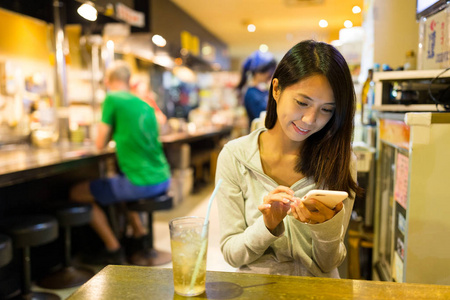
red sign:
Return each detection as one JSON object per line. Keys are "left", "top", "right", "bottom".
{"left": 115, "top": 3, "right": 145, "bottom": 28}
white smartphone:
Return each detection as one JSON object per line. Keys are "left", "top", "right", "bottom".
{"left": 302, "top": 189, "right": 348, "bottom": 209}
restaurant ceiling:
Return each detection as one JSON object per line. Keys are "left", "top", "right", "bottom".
{"left": 170, "top": 0, "right": 364, "bottom": 63}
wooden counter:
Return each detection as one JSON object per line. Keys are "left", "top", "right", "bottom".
{"left": 0, "top": 143, "right": 115, "bottom": 188}
{"left": 68, "top": 266, "right": 450, "bottom": 299}
{"left": 0, "top": 126, "right": 232, "bottom": 187}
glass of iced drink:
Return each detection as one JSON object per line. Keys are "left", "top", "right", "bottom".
{"left": 169, "top": 216, "right": 209, "bottom": 297}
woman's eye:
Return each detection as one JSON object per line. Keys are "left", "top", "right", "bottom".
{"left": 322, "top": 107, "right": 335, "bottom": 114}
{"left": 295, "top": 100, "right": 307, "bottom": 107}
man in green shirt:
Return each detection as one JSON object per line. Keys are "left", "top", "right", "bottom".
{"left": 70, "top": 61, "right": 171, "bottom": 264}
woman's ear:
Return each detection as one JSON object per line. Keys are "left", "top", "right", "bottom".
{"left": 272, "top": 78, "right": 281, "bottom": 102}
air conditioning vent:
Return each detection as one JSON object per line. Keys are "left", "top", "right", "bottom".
{"left": 284, "top": 0, "right": 325, "bottom": 6}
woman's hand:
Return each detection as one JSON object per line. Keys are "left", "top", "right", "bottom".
{"left": 290, "top": 197, "right": 343, "bottom": 225}
{"left": 258, "top": 186, "right": 294, "bottom": 233}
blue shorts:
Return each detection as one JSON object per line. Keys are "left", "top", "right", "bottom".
{"left": 90, "top": 175, "right": 171, "bottom": 206}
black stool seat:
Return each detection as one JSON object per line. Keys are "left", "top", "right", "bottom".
{"left": 38, "top": 203, "right": 95, "bottom": 290}
{"left": 127, "top": 193, "right": 173, "bottom": 212}
{"left": 0, "top": 215, "right": 58, "bottom": 248}
{"left": 55, "top": 203, "right": 92, "bottom": 227}
{"left": 0, "top": 214, "right": 60, "bottom": 300}
{"left": 0, "top": 234, "right": 12, "bottom": 268}
{"left": 126, "top": 193, "right": 173, "bottom": 266}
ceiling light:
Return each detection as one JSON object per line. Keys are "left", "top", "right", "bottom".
{"left": 319, "top": 19, "right": 328, "bottom": 28}
{"left": 344, "top": 20, "right": 353, "bottom": 28}
{"left": 152, "top": 35, "right": 167, "bottom": 47}
{"left": 247, "top": 24, "right": 256, "bottom": 32}
{"left": 77, "top": 2, "right": 97, "bottom": 21}
{"left": 259, "top": 44, "right": 269, "bottom": 53}
{"left": 352, "top": 6, "right": 361, "bottom": 14}
{"left": 202, "top": 45, "right": 212, "bottom": 56}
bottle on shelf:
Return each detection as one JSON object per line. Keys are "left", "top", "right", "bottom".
{"left": 404, "top": 50, "right": 416, "bottom": 70}
{"left": 361, "top": 69, "right": 375, "bottom": 125}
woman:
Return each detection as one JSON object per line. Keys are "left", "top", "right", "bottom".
{"left": 236, "top": 50, "right": 277, "bottom": 127}
{"left": 215, "top": 40, "right": 362, "bottom": 277}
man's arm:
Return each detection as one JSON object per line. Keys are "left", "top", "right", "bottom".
{"left": 96, "top": 122, "right": 112, "bottom": 150}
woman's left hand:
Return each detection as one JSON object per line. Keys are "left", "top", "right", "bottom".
{"left": 289, "top": 197, "right": 343, "bottom": 224}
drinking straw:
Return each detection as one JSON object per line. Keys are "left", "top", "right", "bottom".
{"left": 189, "top": 178, "right": 223, "bottom": 292}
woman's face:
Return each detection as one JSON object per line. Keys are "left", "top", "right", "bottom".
{"left": 272, "top": 74, "right": 335, "bottom": 143}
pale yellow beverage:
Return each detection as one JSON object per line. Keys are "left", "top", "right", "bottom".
{"left": 169, "top": 216, "right": 209, "bottom": 297}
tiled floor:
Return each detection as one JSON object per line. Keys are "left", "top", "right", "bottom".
{"left": 33, "top": 182, "right": 235, "bottom": 299}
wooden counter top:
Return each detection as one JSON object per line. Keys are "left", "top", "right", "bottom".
{"left": 0, "top": 143, "right": 115, "bottom": 188}
{"left": 0, "top": 125, "right": 232, "bottom": 187}
{"left": 68, "top": 265, "right": 450, "bottom": 299}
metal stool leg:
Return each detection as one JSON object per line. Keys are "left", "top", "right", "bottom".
{"left": 22, "top": 247, "right": 31, "bottom": 296}
{"left": 128, "top": 211, "right": 171, "bottom": 266}
{"left": 22, "top": 247, "right": 61, "bottom": 300}
{"left": 37, "top": 226, "right": 94, "bottom": 289}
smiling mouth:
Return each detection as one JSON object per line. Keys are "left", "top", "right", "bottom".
{"left": 292, "top": 122, "right": 310, "bottom": 134}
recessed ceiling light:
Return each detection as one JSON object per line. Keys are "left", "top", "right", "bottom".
{"left": 319, "top": 19, "right": 328, "bottom": 28}
{"left": 344, "top": 20, "right": 353, "bottom": 28}
{"left": 259, "top": 44, "right": 269, "bottom": 52}
{"left": 247, "top": 24, "right": 256, "bottom": 32}
{"left": 352, "top": 6, "right": 361, "bottom": 14}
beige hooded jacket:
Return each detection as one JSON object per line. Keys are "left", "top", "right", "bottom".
{"left": 215, "top": 127, "right": 356, "bottom": 277}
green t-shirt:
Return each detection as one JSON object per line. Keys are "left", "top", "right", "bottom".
{"left": 101, "top": 91, "right": 170, "bottom": 185}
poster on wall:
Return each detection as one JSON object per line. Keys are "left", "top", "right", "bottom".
{"left": 393, "top": 153, "right": 409, "bottom": 209}
{"left": 418, "top": 6, "right": 450, "bottom": 69}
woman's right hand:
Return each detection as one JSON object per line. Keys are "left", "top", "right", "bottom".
{"left": 258, "top": 186, "right": 294, "bottom": 233}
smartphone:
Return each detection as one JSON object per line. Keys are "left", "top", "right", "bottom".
{"left": 302, "top": 189, "right": 348, "bottom": 209}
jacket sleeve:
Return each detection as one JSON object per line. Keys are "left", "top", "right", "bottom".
{"left": 215, "top": 146, "right": 280, "bottom": 268}
{"left": 306, "top": 154, "right": 357, "bottom": 273}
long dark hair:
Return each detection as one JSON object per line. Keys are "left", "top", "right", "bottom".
{"left": 265, "top": 40, "right": 362, "bottom": 197}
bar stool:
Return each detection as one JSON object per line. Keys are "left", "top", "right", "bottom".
{"left": 38, "top": 203, "right": 95, "bottom": 289}
{"left": 0, "top": 234, "right": 12, "bottom": 269}
{"left": 0, "top": 215, "right": 60, "bottom": 300}
{"left": 0, "top": 234, "right": 20, "bottom": 299}
{"left": 126, "top": 193, "right": 173, "bottom": 266}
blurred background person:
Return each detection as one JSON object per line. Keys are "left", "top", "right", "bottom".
{"left": 236, "top": 50, "right": 277, "bottom": 129}
{"left": 70, "top": 61, "right": 171, "bottom": 264}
